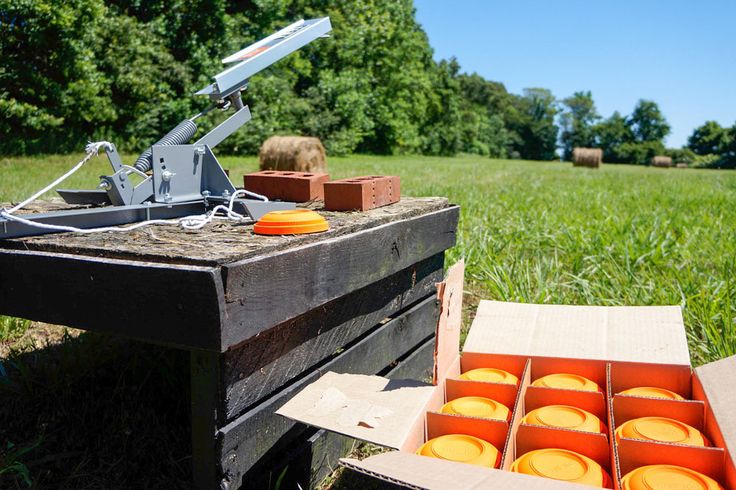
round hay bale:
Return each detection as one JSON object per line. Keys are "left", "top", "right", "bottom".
{"left": 572, "top": 148, "right": 602, "bottom": 168}
{"left": 676, "top": 162, "right": 688, "bottom": 169}
{"left": 259, "top": 136, "right": 327, "bottom": 173}
{"left": 651, "top": 156, "right": 673, "bottom": 168}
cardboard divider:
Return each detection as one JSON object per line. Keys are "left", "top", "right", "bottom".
{"left": 609, "top": 361, "right": 692, "bottom": 398}
{"left": 530, "top": 356, "right": 607, "bottom": 390}
{"left": 616, "top": 437, "right": 727, "bottom": 485}
{"left": 605, "top": 363, "right": 622, "bottom": 488}
{"left": 442, "top": 356, "right": 462, "bottom": 384}
{"left": 611, "top": 394, "right": 705, "bottom": 430}
{"left": 515, "top": 424, "right": 612, "bottom": 472}
{"left": 460, "top": 352, "right": 528, "bottom": 380}
{"left": 503, "top": 358, "right": 532, "bottom": 470}
{"left": 525, "top": 386, "right": 607, "bottom": 421}
{"left": 425, "top": 411, "right": 509, "bottom": 456}
{"left": 445, "top": 378, "right": 518, "bottom": 410}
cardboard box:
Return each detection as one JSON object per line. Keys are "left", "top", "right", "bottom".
{"left": 277, "top": 261, "right": 736, "bottom": 489}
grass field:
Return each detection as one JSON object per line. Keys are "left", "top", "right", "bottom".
{"left": 1, "top": 153, "right": 735, "bottom": 487}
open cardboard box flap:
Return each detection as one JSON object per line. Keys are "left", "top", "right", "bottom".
{"left": 695, "top": 354, "right": 736, "bottom": 460}
{"left": 274, "top": 371, "right": 436, "bottom": 450}
{"left": 277, "top": 260, "right": 736, "bottom": 487}
{"left": 464, "top": 300, "right": 690, "bottom": 365}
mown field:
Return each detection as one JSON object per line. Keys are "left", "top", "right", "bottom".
{"left": 1, "top": 154, "right": 735, "bottom": 487}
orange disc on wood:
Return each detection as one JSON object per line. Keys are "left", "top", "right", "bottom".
{"left": 253, "top": 209, "right": 329, "bottom": 235}
{"left": 531, "top": 373, "right": 601, "bottom": 392}
{"left": 622, "top": 464, "right": 723, "bottom": 490}
{"left": 618, "top": 386, "right": 685, "bottom": 400}
{"left": 416, "top": 434, "right": 501, "bottom": 468}
{"left": 458, "top": 367, "right": 519, "bottom": 386}
{"left": 510, "top": 448, "right": 612, "bottom": 487}
{"left": 615, "top": 416, "right": 708, "bottom": 446}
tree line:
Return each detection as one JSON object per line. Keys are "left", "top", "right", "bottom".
{"left": 1, "top": 0, "right": 733, "bottom": 168}
{"left": 559, "top": 92, "right": 736, "bottom": 168}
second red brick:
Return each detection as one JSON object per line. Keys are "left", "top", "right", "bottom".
{"left": 323, "top": 175, "right": 401, "bottom": 211}
{"left": 243, "top": 170, "right": 329, "bottom": 202}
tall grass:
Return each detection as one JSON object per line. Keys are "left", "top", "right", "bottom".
{"left": 0, "top": 317, "right": 31, "bottom": 344}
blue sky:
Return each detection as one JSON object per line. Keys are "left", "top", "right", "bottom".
{"left": 415, "top": 1, "right": 736, "bottom": 148}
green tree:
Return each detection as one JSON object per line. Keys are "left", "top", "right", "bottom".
{"left": 628, "top": 100, "right": 670, "bottom": 142}
{"left": 687, "top": 121, "right": 729, "bottom": 156}
{"left": 593, "top": 111, "right": 634, "bottom": 163}
{"left": 716, "top": 123, "right": 736, "bottom": 168}
{"left": 0, "top": 0, "right": 110, "bottom": 154}
{"left": 219, "top": 0, "right": 440, "bottom": 155}
{"left": 0, "top": 0, "right": 219, "bottom": 155}
{"left": 506, "top": 88, "right": 559, "bottom": 161}
{"left": 420, "top": 58, "right": 463, "bottom": 156}
{"left": 666, "top": 147, "right": 696, "bottom": 165}
{"left": 559, "top": 91, "right": 600, "bottom": 160}
{"left": 615, "top": 140, "right": 666, "bottom": 166}
{"left": 454, "top": 73, "right": 512, "bottom": 157}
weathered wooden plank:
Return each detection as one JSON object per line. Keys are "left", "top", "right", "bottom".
{"left": 243, "top": 336, "right": 436, "bottom": 490}
{"left": 378, "top": 329, "right": 435, "bottom": 383}
{"left": 215, "top": 295, "right": 439, "bottom": 489}
{"left": 0, "top": 249, "right": 225, "bottom": 350}
{"left": 220, "top": 205, "right": 459, "bottom": 349}
{"left": 221, "top": 253, "right": 444, "bottom": 421}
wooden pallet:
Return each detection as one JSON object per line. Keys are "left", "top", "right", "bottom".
{"left": 0, "top": 197, "right": 459, "bottom": 488}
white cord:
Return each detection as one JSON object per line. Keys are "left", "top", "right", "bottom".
{"left": 241, "top": 188, "right": 269, "bottom": 203}
{"left": 5, "top": 141, "right": 112, "bottom": 214}
{"left": 1, "top": 142, "right": 269, "bottom": 234}
{"left": 179, "top": 189, "right": 266, "bottom": 230}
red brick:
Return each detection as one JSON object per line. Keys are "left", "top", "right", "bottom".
{"left": 243, "top": 170, "right": 329, "bottom": 202}
{"left": 323, "top": 175, "right": 401, "bottom": 211}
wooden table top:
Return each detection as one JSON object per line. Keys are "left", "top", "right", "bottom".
{"left": 2, "top": 197, "right": 450, "bottom": 266}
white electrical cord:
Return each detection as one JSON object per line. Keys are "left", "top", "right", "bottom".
{"left": 0, "top": 142, "right": 269, "bottom": 234}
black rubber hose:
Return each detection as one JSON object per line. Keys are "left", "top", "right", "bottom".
{"left": 133, "top": 119, "right": 198, "bottom": 173}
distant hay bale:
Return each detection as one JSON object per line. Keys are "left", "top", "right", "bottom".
{"left": 572, "top": 148, "right": 602, "bottom": 168}
{"left": 651, "top": 156, "right": 673, "bottom": 168}
{"left": 676, "top": 162, "right": 688, "bottom": 169}
{"left": 259, "top": 136, "right": 327, "bottom": 173}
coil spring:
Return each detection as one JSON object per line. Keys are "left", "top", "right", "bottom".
{"left": 133, "top": 119, "right": 198, "bottom": 173}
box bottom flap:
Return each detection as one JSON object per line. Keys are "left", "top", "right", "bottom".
{"left": 340, "top": 452, "right": 591, "bottom": 489}
{"left": 275, "top": 371, "right": 435, "bottom": 450}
